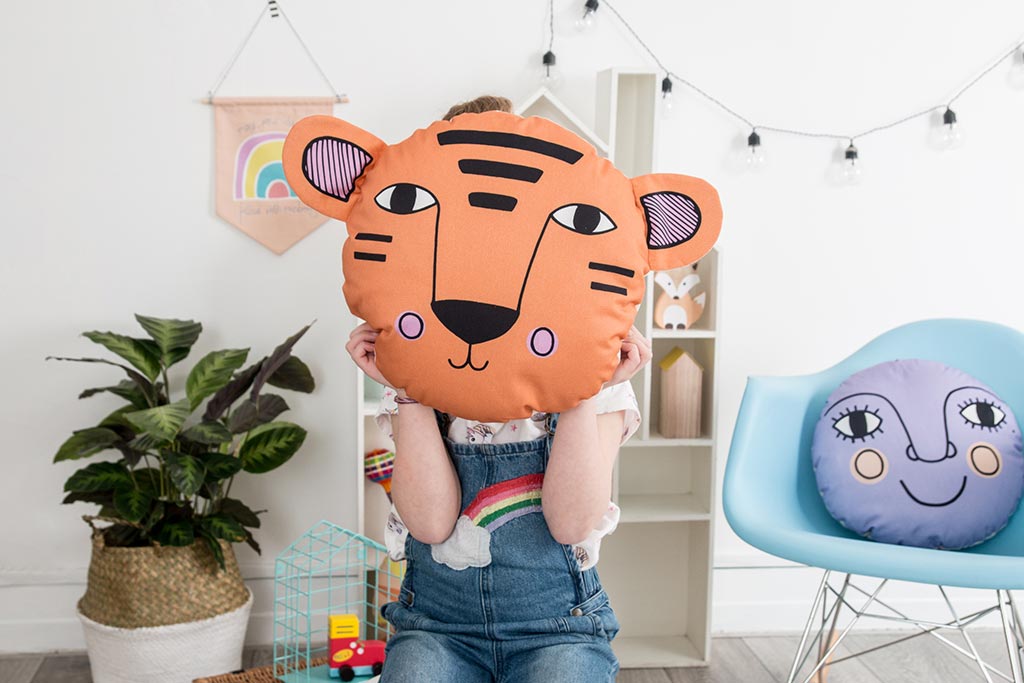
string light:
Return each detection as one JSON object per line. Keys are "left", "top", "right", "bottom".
{"left": 541, "top": 0, "right": 560, "bottom": 86}
{"left": 587, "top": 0, "right": 1024, "bottom": 178}
{"left": 745, "top": 130, "right": 766, "bottom": 170}
{"left": 841, "top": 143, "right": 863, "bottom": 185}
{"left": 1010, "top": 48, "right": 1024, "bottom": 88}
{"left": 930, "top": 107, "right": 964, "bottom": 150}
{"left": 660, "top": 75, "right": 674, "bottom": 115}
{"left": 575, "top": 0, "right": 599, "bottom": 32}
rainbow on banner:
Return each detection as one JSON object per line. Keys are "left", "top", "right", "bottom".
{"left": 463, "top": 473, "right": 544, "bottom": 532}
{"left": 234, "top": 132, "right": 295, "bottom": 200}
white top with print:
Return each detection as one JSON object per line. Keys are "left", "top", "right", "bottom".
{"left": 373, "top": 381, "right": 641, "bottom": 570}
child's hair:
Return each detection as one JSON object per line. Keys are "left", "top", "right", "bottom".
{"left": 442, "top": 95, "right": 513, "bottom": 121}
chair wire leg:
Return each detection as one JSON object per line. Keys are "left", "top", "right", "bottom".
{"left": 1008, "top": 592, "right": 1024, "bottom": 651}
{"left": 814, "top": 575, "right": 851, "bottom": 683}
{"left": 938, "top": 585, "right": 994, "bottom": 683}
{"left": 999, "top": 590, "right": 1024, "bottom": 683}
{"left": 788, "top": 571, "right": 831, "bottom": 683}
{"left": 800, "top": 579, "right": 887, "bottom": 683}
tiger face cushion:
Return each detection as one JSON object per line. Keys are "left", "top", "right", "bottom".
{"left": 283, "top": 111, "right": 722, "bottom": 421}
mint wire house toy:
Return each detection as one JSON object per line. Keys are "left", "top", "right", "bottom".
{"left": 274, "top": 521, "right": 400, "bottom": 682}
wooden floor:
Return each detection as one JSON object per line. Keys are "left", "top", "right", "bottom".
{"left": 2, "top": 631, "right": 1018, "bottom": 682}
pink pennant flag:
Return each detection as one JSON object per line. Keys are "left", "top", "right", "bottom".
{"left": 213, "top": 97, "right": 336, "bottom": 254}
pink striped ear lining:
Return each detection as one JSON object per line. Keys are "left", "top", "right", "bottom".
{"left": 641, "top": 191, "right": 702, "bottom": 249}
{"left": 302, "top": 136, "right": 373, "bottom": 202}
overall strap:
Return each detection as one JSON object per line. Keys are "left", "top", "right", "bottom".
{"left": 433, "top": 408, "right": 451, "bottom": 437}
{"left": 545, "top": 411, "right": 560, "bottom": 435}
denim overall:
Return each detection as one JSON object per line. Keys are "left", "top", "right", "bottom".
{"left": 379, "top": 409, "right": 621, "bottom": 682}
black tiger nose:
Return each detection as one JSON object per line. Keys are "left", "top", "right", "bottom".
{"left": 431, "top": 299, "right": 519, "bottom": 345}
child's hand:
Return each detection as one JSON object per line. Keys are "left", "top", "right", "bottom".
{"left": 604, "top": 325, "right": 652, "bottom": 388}
{"left": 346, "top": 322, "right": 396, "bottom": 389}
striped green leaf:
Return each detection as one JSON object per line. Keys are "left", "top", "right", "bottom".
{"left": 200, "top": 453, "right": 243, "bottom": 481}
{"left": 164, "top": 452, "right": 206, "bottom": 497}
{"left": 134, "top": 315, "right": 202, "bottom": 367}
{"left": 82, "top": 331, "right": 162, "bottom": 382}
{"left": 181, "top": 421, "right": 233, "bottom": 445}
{"left": 124, "top": 399, "right": 191, "bottom": 442}
{"left": 201, "top": 514, "right": 247, "bottom": 542}
{"left": 63, "top": 462, "right": 132, "bottom": 493}
{"left": 53, "top": 427, "right": 121, "bottom": 462}
{"left": 155, "top": 520, "right": 195, "bottom": 547}
{"left": 113, "top": 487, "right": 154, "bottom": 523}
{"left": 239, "top": 421, "right": 306, "bottom": 474}
{"left": 186, "top": 349, "right": 249, "bottom": 410}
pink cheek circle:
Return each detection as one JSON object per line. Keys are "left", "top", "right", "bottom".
{"left": 396, "top": 311, "right": 424, "bottom": 341}
{"left": 528, "top": 327, "right": 558, "bottom": 358}
{"left": 850, "top": 448, "right": 888, "bottom": 485}
{"left": 968, "top": 442, "right": 1002, "bottom": 478}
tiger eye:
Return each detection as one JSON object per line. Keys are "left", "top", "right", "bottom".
{"left": 573, "top": 205, "right": 601, "bottom": 233}
{"left": 390, "top": 183, "right": 418, "bottom": 214}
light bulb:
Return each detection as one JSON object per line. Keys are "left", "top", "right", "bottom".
{"left": 929, "top": 107, "right": 964, "bottom": 150}
{"left": 574, "top": 0, "right": 599, "bottom": 31}
{"left": 841, "top": 143, "right": 862, "bottom": 185}
{"left": 661, "top": 76, "right": 674, "bottom": 116}
{"left": 1009, "top": 49, "right": 1024, "bottom": 89}
{"left": 745, "top": 130, "right": 766, "bottom": 170}
{"left": 541, "top": 51, "right": 561, "bottom": 87}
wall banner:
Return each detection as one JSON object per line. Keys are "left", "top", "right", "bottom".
{"left": 213, "top": 96, "right": 335, "bottom": 254}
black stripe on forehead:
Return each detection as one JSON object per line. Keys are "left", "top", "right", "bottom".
{"left": 438, "top": 130, "right": 583, "bottom": 164}
{"left": 458, "top": 159, "right": 543, "bottom": 182}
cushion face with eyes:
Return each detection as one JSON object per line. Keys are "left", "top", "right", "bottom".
{"left": 282, "top": 110, "right": 722, "bottom": 421}
{"left": 812, "top": 359, "right": 1024, "bottom": 549}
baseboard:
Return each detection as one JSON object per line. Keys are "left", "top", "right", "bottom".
{"left": 0, "top": 563, "right": 1011, "bottom": 653}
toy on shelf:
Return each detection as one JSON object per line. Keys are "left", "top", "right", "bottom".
{"left": 273, "top": 521, "right": 400, "bottom": 683}
{"left": 328, "top": 614, "right": 386, "bottom": 681}
{"left": 364, "top": 448, "right": 395, "bottom": 501}
{"left": 659, "top": 347, "right": 704, "bottom": 439}
{"left": 653, "top": 263, "right": 706, "bottom": 330}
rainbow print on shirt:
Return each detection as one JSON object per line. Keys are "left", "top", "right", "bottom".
{"left": 430, "top": 473, "right": 545, "bottom": 570}
{"left": 234, "top": 132, "right": 296, "bottom": 200}
{"left": 464, "top": 474, "right": 544, "bottom": 531}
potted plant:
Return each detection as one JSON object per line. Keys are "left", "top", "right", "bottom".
{"left": 49, "top": 315, "right": 315, "bottom": 683}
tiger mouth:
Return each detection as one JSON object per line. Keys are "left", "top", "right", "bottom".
{"left": 448, "top": 344, "right": 489, "bottom": 372}
{"left": 899, "top": 476, "right": 967, "bottom": 507}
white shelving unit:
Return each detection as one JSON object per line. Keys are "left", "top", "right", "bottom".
{"left": 353, "top": 68, "right": 719, "bottom": 669}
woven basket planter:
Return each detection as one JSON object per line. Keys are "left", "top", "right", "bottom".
{"left": 78, "top": 532, "right": 252, "bottom": 683}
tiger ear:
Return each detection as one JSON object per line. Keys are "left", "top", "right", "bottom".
{"left": 282, "top": 115, "right": 388, "bottom": 222}
{"left": 631, "top": 173, "right": 722, "bottom": 273}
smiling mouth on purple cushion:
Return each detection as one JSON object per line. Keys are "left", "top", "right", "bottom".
{"left": 899, "top": 476, "right": 967, "bottom": 507}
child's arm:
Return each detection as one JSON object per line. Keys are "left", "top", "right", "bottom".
{"left": 543, "top": 399, "right": 624, "bottom": 545}
{"left": 389, "top": 389, "right": 462, "bottom": 544}
{"left": 346, "top": 322, "right": 460, "bottom": 544}
{"left": 543, "top": 325, "right": 651, "bottom": 545}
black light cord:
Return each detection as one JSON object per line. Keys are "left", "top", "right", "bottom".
{"left": 599, "top": 0, "right": 1024, "bottom": 144}
{"left": 549, "top": 0, "right": 556, "bottom": 53}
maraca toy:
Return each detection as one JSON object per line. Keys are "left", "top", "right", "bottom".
{"left": 364, "top": 448, "right": 395, "bottom": 501}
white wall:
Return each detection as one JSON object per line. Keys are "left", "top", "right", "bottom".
{"left": 3, "top": 0, "right": 1024, "bottom": 652}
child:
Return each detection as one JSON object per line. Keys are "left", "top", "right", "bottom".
{"left": 344, "top": 96, "right": 652, "bottom": 682}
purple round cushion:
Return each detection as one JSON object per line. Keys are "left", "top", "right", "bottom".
{"left": 812, "top": 359, "right": 1024, "bottom": 549}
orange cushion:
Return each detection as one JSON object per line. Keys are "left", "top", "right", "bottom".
{"left": 283, "top": 111, "right": 722, "bottom": 421}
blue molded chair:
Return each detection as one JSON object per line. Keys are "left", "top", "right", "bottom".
{"left": 724, "top": 319, "right": 1024, "bottom": 683}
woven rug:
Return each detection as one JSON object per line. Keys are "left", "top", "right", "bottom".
{"left": 193, "top": 656, "right": 327, "bottom": 683}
